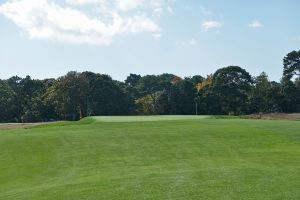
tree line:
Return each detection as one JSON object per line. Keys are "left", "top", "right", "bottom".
{"left": 0, "top": 50, "right": 299, "bottom": 122}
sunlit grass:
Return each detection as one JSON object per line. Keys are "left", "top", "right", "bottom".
{"left": 0, "top": 117, "right": 299, "bottom": 199}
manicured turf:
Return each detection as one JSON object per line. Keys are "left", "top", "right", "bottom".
{"left": 92, "top": 115, "right": 209, "bottom": 122}
{"left": 0, "top": 116, "right": 299, "bottom": 199}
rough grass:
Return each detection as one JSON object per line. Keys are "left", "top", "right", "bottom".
{"left": 0, "top": 123, "right": 46, "bottom": 130}
{"left": 243, "top": 113, "right": 300, "bottom": 120}
{"left": 0, "top": 116, "right": 299, "bottom": 199}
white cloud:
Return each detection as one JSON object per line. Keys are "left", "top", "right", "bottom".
{"left": 66, "top": 0, "right": 101, "bottom": 5}
{"left": 115, "top": 0, "right": 144, "bottom": 11}
{"left": 150, "top": 0, "right": 167, "bottom": 17}
{"left": 249, "top": 20, "right": 263, "bottom": 28}
{"left": 177, "top": 39, "right": 197, "bottom": 47}
{"left": 201, "top": 20, "right": 222, "bottom": 32}
{"left": 0, "top": 0, "right": 170, "bottom": 45}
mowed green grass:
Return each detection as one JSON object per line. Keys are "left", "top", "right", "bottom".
{"left": 0, "top": 116, "right": 299, "bottom": 200}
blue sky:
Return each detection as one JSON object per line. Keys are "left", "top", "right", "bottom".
{"left": 0, "top": 0, "right": 299, "bottom": 81}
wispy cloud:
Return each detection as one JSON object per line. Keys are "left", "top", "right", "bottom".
{"left": 0, "top": 0, "right": 172, "bottom": 45}
{"left": 115, "top": 0, "right": 144, "bottom": 11}
{"left": 153, "top": 33, "right": 161, "bottom": 40}
{"left": 66, "top": 0, "right": 101, "bottom": 5}
{"left": 201, "top": 20, "right": 222, "bottom": 32}
{"left": 176, "top": 39, "right": 197, "bottom": 47}
{"left": 167, "top": 6, "right": 173, "bottom": 14}
{"left": 249, "top": 20, "right": 263, "bottom": 28}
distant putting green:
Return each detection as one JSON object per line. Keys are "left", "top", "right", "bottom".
{"left": 91, "top": 115, "right": 209, "bottom": 122}
{"left": 0, "top": 116, "right": 299, "bottom": 199}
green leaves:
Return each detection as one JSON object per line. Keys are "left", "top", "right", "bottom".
{"left": 283, "top": 50, "right": 300, "bottom": 80}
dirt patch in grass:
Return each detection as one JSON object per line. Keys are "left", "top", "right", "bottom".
{"left": 243, "top": 113, "right": 300, "bottom": 120}
{"left": 0, "top": 123, "right": 50, "bottom": 130}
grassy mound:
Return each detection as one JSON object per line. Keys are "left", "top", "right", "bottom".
{"left": 0, "top": 117, "right": 299, "bottom": 199}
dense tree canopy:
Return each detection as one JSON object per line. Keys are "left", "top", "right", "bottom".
{"left": 211, "top": 66, "right": 253, "bottom": 115}
{"left": 283, "top": 50, "right": 300, "bottom": 80}
{"left": 0, "top": 80, "right": 17, "bottom": 122}
{"left": 0, "top": 50, "right": 299, "bottom": 122}
{"left": 250, "top": 72, "right": 272, "bottom": 113}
